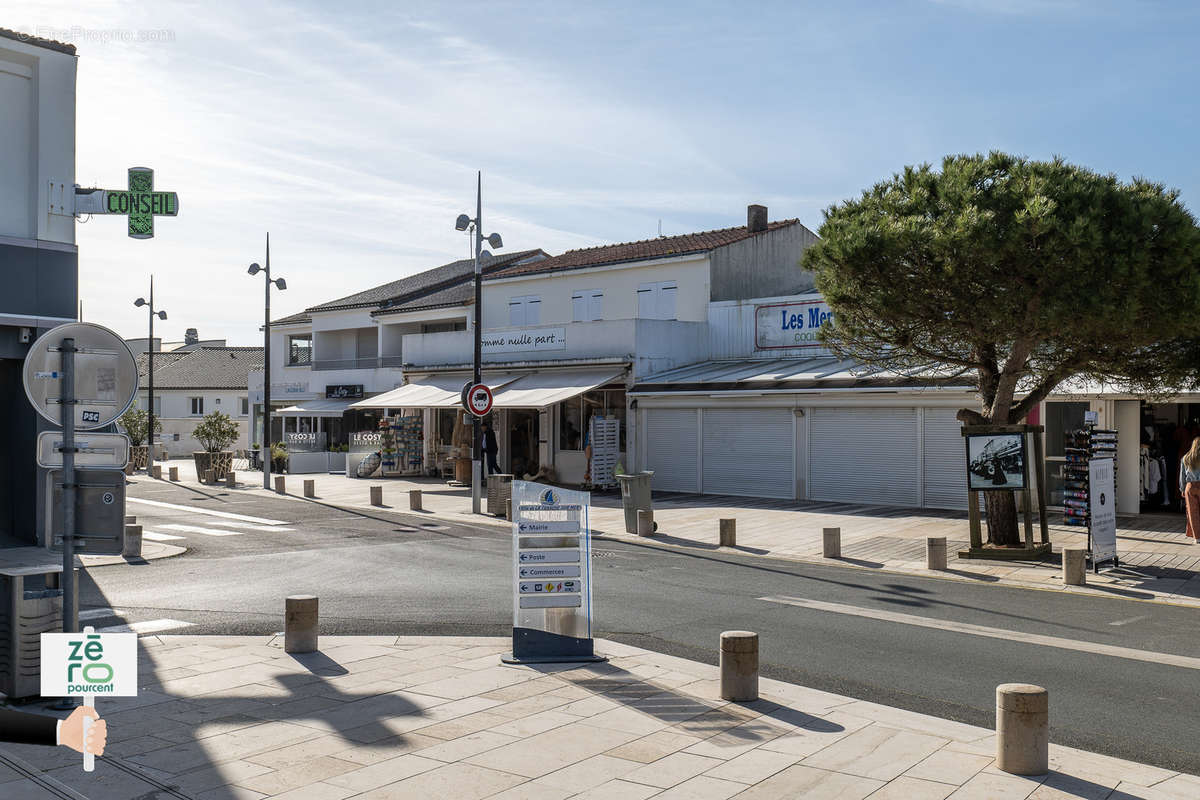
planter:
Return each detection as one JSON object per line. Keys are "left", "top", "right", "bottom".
{"left": 192, "top": 451, "right": 234, "bottom": 480}
{"left": 327, "top": 452, "right": 346, "bottom": 473}
{"left": 130, "top": 445, "right": 149, "bottom": 470}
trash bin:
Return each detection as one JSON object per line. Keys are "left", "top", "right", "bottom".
{"left": 487, "top": 474, "right": 513, "bottom": 516}
{"left": 616, "top": 471, "right": 656, "bottom": 534}
{"left": 1, "top": 561, "right": 77, "bottom": 700}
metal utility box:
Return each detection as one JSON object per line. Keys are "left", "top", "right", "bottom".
{"left": 488, "top": 474, "right": 514, "bottom": 516}
{"left": 44, "top": 468, "right": 126, "bottom": 555}
{"left": 0, "top": 556, "right": 78, "bottom": 700}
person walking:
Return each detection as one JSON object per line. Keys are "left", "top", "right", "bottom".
{"left": 1180, "top": 438, "right": 1200, "bottom": 541}
{"left": 481, "top": 420, "right": 500, "bottom": 477}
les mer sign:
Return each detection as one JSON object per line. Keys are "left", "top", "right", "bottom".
{"left": 755, "top": 300, "right": 834, "bottom": 350}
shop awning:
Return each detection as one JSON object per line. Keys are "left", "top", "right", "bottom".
{"left": 275, "top": 398, "right": 358, "bottom": 417}
{"left": 348, "top": 374, "right": 524, "bottom": 410}
{"left": 491, "top": 368, "right": 625, "bottom": 408}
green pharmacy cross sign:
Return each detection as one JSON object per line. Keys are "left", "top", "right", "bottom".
{"left": 75, "top": 167, "right": 179, "bottom": 239}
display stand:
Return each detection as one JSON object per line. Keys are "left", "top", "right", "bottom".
{"left": 959, "top": 424, "right": 1050, "bottom": 560}
{"left": 587, "top": 416, "right": 620, "bottom": 490}
{"left": 379, "top": 415, "right": 423, "bottom": 477}
{"left": 1064, "top": 424, "right": 1120, "bottom": 572}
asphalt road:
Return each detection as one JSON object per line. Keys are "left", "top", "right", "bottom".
{"left": 80, "top": 477, "right": 1200, "bottom": 773}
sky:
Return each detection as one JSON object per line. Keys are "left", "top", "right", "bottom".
{"left": 7, "top": 0, "right": 1200, "bottom": 345}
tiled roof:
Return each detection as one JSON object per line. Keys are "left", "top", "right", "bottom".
{"left": 0, "top": 27, "right": 76, "bottom": 55}
{"left": 270, "top": 311, "right": 312, "bottom": 326}
{"left": 136, "top": 347, "right": 264, "bottom": 390}
{"left": 306, "top": 249, "right": 547, "bottom": 314}
{"left": 489, "top": 220, "right": 804, "bottom": 278}
{"left": 372, "top": 282, "right": 474, "bottom": 316}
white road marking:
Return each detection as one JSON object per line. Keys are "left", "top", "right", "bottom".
{"left": 760, "top": 596, "right": 1200, "bottom": 671}
{"left": 98, "top": 619, "right": 194, "bottom": 634}
{"left": 127, "top": 497, "right": 288, "bottom": 525}
{"left": 203, "top": 520, "right": 296, "bottom": 532}
{"left": 1109, "top": 615, "right": 1151, "bottom": 627}
{"left": 143, "top": 531, "right": 186, "bottom": 542}
{"left": 160, "top": 524, "right": 244, "bottom": 537}
{"left": 79, "top": 608, "right": 126, "bottom": 621}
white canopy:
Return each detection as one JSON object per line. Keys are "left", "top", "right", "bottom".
{"left": 348, "top": 374, "right": 521, "bottom": 410}
{"left": 275, "top": 397, "right": 358, "bottom": 417}
{"left": 348, "top": 368, "right": 625, "bottom": 411}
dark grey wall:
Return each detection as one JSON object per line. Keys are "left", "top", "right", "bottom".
{"left": 0, "top": 242, "right": 78, "bottom": 319}
{"left": 709, "top": 223, "right": 821, "bottom": 302}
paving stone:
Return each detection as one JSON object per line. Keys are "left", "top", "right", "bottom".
{"left": 623, "top": 751, "right": 726, "bottom": 788}
{"left": 726, "top": 763, "right": 884, "bottom": 799}
{"left": 801, "top": 724, "right": 947, "bottom": 781}
{"left": 350, "top": 762, "right": 526, "bottom": 800}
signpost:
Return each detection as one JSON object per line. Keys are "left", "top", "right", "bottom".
{"left": 1089, "top": 457, "right": 1118, "bottom": 570}
{"left": 464, "top": 382, "right": 493, "bottom": 417}
{"left": 503, "top": 482, "right": 604, "bottom": 664}
{"left": 74, "top": 167, "right": 179, "bottom": 239}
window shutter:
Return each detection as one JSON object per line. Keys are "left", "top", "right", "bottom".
{"left": 509, "top": 298, "right": 524, "bottom": 327}
{"left": 637, "top": 285, "right": 654, "bottom": 318}
{"left": 659, "top": 283, "right": 677, "bottom": 320}
{"left": 572, "top": 292, "right": 585, "bottom": 322}
{"left": 527, "top": 296, "right": 541, "bottom": 325}
{"left": 589, "top": 290, "right": 603, "bottom": 321}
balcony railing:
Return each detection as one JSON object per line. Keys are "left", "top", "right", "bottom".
{"left": 312, "top": 357, "right": 381, "bottom": 371}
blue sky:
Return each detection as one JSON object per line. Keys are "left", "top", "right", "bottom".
{"left": 8, "top": 0, "right": 1199, "bottom": 344}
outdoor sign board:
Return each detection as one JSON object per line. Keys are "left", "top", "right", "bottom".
{"left": 37, "top": 431, "right": 130, "bottom": 469}
{"left": 23, "top": 323, "right": 139, "bottom": 430}
{"left": 1089, "top": 458, "right": 1118, "bottom": 565}
{"left": 505, "top": 482, "right": 602, "bottom": 664}
{"left": 482, "top": 328, "right": 567, "bottom": 354}
{"left": 326, "top": 384, "right": 364, "bottom": 399}
{"left": 73, "top": 167, "right": 179, "bottom": 238}
{"left": 755, "top": 300, "right": 834, "bottom": 350}
{"left": 964, "top": 432, "right": 1028, "bottom": 491}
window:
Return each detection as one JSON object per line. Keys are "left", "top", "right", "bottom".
{"left": 287, "top": 335, "right": 312, "bottom": 365}
{"left": 189, "top": 397, "right": 204, "bottom": 416}
{"left": 572, "top": 289, "right": 603, "bottom": 322}
{"left": 140, "top": 395, "right": 162, "bottom": 416}
{"left": 240, "top": 397, "right": 250, "bottom": 416}
{"left": 559, "top": 389, "right": 627, "bottom": 452}
{"left": 636, "top": 281, "right": 677, "bottom": 320}
{"left": 421, "top": 321, "right": 467, "bottom": 334}
{"left": 508, "top": 295, "right": 541, "bottom": 326}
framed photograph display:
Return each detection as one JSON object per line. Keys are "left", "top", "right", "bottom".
{"left": 964, "top": 432, "right": 1028, "bottom": 491}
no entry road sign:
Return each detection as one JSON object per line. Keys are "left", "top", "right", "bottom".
{"left": 465, "top": 382, "right": 493, "bottom": 416}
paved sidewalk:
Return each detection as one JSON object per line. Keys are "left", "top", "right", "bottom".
{"left": 2, "top": 634, "right": 1195, "bottom": 799}
{"left": 152, "top": 461, "right": 1200, "bottom": 606}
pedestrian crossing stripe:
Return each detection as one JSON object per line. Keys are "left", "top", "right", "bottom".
{"left": 97, "top": 619, "right": 194, "bottom": 634}
{"left": 143, "top": 531, "right": 185, "bottom": 541}
{"left": 160, "top": 524, "right": 244, "bottom": 537}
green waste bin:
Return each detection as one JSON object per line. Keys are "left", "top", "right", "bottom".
{"left": 616, "top": 471, "right": 656, "bottom": 534}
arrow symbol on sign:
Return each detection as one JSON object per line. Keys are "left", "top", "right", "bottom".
{"left": 520, "top": 553, "right": 530, "bottom": 561}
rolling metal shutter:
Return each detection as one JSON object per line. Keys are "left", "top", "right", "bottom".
{"left": 644, "top": 409, "right": 699, "bottom": 493}
{"left": 809, "top": 407, "right": 919, "bottom": 506}
{"left": 923, "top": 408, "right": 967, "bottom": 509}
{"left": 702, "top": 409, "right": 794, "bottom": 499}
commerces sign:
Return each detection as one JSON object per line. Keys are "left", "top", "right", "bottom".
{"left": 755, "top": 300, "right": 834, "bottom": 350}
{"left": 483, "top": 328, "right": 567, "bottom": 354}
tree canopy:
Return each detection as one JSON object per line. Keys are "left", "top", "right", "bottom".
{"left": 803, "top": 152, "right": 1200, "bottom": 426}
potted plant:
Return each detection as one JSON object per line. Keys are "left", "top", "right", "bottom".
{"left": 270, "top": 442, "right": 289, "bottom": 474}
{"left": 191, "top": 411, "right": 240, "bottom": 480}
{"left": 249, "top": 442, "right": 262, "bottom": 470}
{"left": 118, "top": 408, "right": 160, "bottom": 470}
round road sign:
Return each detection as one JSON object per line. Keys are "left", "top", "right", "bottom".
{"left": 22, "top": 322, "right": 139, "bottom": 430}
{"left": 465, "top": 383, "right": 494, "bottom": 416}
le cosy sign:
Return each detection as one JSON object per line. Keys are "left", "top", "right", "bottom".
{"left": 41, "top": 631, "right": 138, "bottom": 696}
{"left": 755, "top": 300, "right": 834, "bottom": 350}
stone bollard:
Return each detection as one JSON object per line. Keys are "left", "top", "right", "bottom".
{"left": 303, "top": 479, "right": 315, "bottom": 498}
{"left": 637, "top": 509, "right": 655, "bottom": 537}
{"left": 370, "top": 485, "right": 383, "bottom": 506}
{"left": 169, "top": 466, "right": 179, "bottom": 482}
{"left": 226, "top": 471, "right": 237, "bottom": 488}
{"left": 409, "top": 489, "right": 423, "bottom": 511}
{"left": 204, "top": 469, "right": 215, "bottom": 485}
{"left": 284, "top": 595, "right": 318, "bottom": 654}
{"left": 822, "top": 527, "right": 841, "bottom": 558}
{"left": 926, "top": 536, "right": 947, "bottom": 570}
{"left": 720, "top": 631, "right": 759, "bottom": 702}
{"left": 123, "top": 524, "right": 143, "bottom": 559}
{"left": 1062, "top": 547, "right": 1087, "bottom": 586}
{"left": 505, "top": 498, "right": 512, "bottom": 521}
{"left": 124, "top": 463, "right": 135, "bottom": 477}
{"left": 151, "top": 464, "right": 162, "bottom": 480}
{"left": 274, "top": 475, "right": 286, "bottom": 494}
{"left": 996, "top": 684, "right": 1049, "bottom": 775}
{"left": 719, "top": 518, "right": 737, "bottom": 547}
{"left": 124, "top": 515, "right": 136, "bottom": 525}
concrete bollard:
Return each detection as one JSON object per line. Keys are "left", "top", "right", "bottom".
{"left": 124, "top": 515, "right": 136, "bottom": 525}
{"left": 226, "top": 471, "right": 237, "bottom": 488}
{"left": 505, "top": 498, "right": 512, "bottom": 521}
{"left": 926, "top": 536, "right": 947, "bottom": 570}
{"left": 122, "top": 524, "right": 143, "bottom": 558}
{"left": 204, "top": 468, "right": 215, "bottom": 485}
{"left": 370, "top": 485, "right": 383, "bottom": 506}
{"left": 822, "top": 527, "right": 841, "bottom": 558}
{"left": 124, "top": 463, "right": 135, "bottom": 476}
{"left": 637, "top": 509, "right": 655, "bottom": 537}
{"left": 169, "top": 466, "right": 179, "bottom": 482}
{"left": 719, "top": 518, "right": 736, "bottom": 547}
{"left": 409, "top": 489, "right": 422, "bottom": 511}
{"left": 274, "top": 475, "right": 286, "bottom": 494}
{"left": 996, "top": 684, "right": 1049, "bottom": 775}
{"left": 284, "top": 595, "right": 318, "bottom": 654}
{"left": 1062, "top": 547, "right": 1087, "bottom": 586}
{"left": 151, "top": 464, "right": 162, "bottom": 480}
{"left": 303, "top": 479, "right": 315, "bottom": 498}
{"left": 720, "top": 631, "right": 759, "bottom": 702}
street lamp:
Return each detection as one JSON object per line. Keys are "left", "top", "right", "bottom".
{"left": 455, "top": 172, "right": 503, "bottom": 514}
{"left": 248, "top": 232, "right": 286, "bottom": 490}
{"left": 134, "top": 277, "right": 167, "bottom": 477}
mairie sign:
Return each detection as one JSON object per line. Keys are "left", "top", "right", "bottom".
{"left": 75, "top": 167, "right": 179, "bottom": 239}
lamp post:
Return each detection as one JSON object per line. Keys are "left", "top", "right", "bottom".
{"left": 134, "top": 277, "right": 167, "bottom": 476}
{"left": 455, "top": 172, "right": 503, "bottom": 514}
{"left": 248, "top": 233, "right": 287, "bottom": 490}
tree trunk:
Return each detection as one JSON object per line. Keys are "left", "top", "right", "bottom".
{"left": 984, "top": 490, "right": 1022, "bottom": 547}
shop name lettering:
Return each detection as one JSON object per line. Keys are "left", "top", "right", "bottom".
{"left": 780, "top": 307, "right": 833, "bottom": 331}
{"left": 66, "top": 634, "right": 115, "bottom": 693}
{"left": 482, "top": 328, "right": 567, "bottom": 353}
{"left": 756, "top": 303, "right": 833, "bottom": 349}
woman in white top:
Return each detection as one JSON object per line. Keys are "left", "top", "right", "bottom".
{"left": 1179, "top": 438, "right": 1200, "bottom": 542}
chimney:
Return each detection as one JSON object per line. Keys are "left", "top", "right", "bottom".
{"left": 184, "top": 327, "right": 199, "bottom": 345}
{"left": 747, "top": 204, "right": 768, "bottom": 233}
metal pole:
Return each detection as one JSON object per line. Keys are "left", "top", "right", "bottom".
{"left": 60, "top": 337, "right": 77, "bottom": 634}
{"left": 471, "top": 172, "right": 482, "bottom": 514}
{"left": 263, "top": 232, "right": 272, "bottom": 490}
{"left": 147, "top": 276, "right": 155, "bottom": 476}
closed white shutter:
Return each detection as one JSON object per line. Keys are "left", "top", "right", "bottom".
{"left": 659, "top": 283, "right": 677, "bottom": 320}
{"left": 643, "top": 409, "right": 698, "bottom": 492}
{"left": 588, "top": 290, "right": 603, "bottom": 321}
{"left": 923, "top": 408, "right": 967, "bottom": 509}
{"left": 572, "top": 292, "right": 585, "bottom": 321}
{"left": 637, "top": 285, "right": 654, "bottom": 318}
{"left": 809, "top": 407, "right": 919, "bottom": 506}
{"left": 702, "top": 409, "right": 794, "bottom": 498}
{"left": 509, "top": 298, "right": 525, "bottom": 326}
{"left": 527, "top": 296, "right": 541, "bottom": 324}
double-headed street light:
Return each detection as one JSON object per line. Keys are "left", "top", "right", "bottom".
{"left": 134, "top": 277, "right": 167, "bottom": 477}
{"left": 248, "top": 232, "right": 287, "bottom": 490}
{"left": 455, "top": 172, "right": 503, "bottom": 514}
